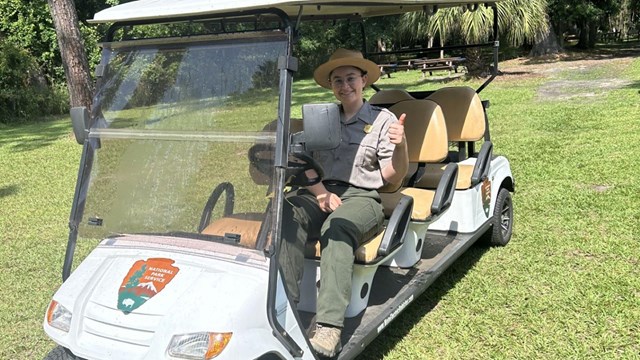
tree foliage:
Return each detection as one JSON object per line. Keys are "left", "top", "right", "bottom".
{"left": 548, "top": 0, "right": 623, "bottom": 48}
{"left": 396, "top": 0, "right": 549, "bottom": 76}
{"left": 294, "top": 20, "right": 365, "bottom": 77}
{"left": 0, "top": 41, "right": 67, "bottom": 122}
{"left": 0, "top": 0, "right": 124, "bottom": 122}
{"left": 0, "top": 0, "right": 60, "bottom": 79}
{"left": 399, "top": 0, "right": 549, "bottom": 48}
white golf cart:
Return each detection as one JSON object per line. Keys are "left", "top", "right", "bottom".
{"left": 43, "top": 0, "right": 514, "bottom": 359}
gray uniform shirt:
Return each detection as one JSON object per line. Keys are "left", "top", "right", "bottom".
{"left": 313, "top": 101, "right": 397, "bottom": 190}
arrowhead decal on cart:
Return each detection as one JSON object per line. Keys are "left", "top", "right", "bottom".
{"left": 118, "top": 258, "right": 179, "bottom": 314}
{"left": 481, "top": 179, "right": 491, "bottom": 217}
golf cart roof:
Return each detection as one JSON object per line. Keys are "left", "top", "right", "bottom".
{"left": 91, "top": 0, "right": 502, "bottom": 24}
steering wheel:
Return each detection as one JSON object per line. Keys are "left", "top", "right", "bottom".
{"left": 285, "top": 152, "right": 324, "bottom": 187}
{"left": 248, "top": 144, "right": 324, "bottom": 187}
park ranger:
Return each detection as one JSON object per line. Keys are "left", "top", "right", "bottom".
{"left": 279, "top": 48, "right": 408, "bottom": 357}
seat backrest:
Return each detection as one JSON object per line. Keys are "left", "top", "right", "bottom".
{"left": 369, "top": 89, "right": 414, "bottom": 106}
{"left": 389, "top": 99, "right": 448, "bottom": 163}
{"left": 426, "top": 86, "right": 485, "bottom": 142}
{"left": 388, "top": 99, "right": 448, "bottom": 186}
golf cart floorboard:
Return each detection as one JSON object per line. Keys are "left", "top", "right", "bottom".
{"left": 300, "top": 226, "right": 489, "bottom": 359}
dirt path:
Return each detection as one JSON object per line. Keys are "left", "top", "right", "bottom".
{"left": 496, "top": 42, "right": 640, "bottom": 100}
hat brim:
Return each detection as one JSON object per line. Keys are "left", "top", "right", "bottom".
{"left": 313, "top": 57, "right": 381, "bottom": 89}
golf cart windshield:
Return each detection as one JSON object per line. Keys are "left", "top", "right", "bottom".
{"left": 77, "top": 31, "right": 289, "bottom": 251}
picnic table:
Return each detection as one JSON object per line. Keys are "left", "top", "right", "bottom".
{"left": 410, "top": 57, "right": 466, "bottom": 77}
{"left": 379, "top": 57, "right": 466, "bottom": 78}
{"left": 378, "top": 62, "right": 412, "bottom": 78}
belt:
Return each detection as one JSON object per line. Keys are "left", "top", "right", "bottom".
{"left": 323, "top": 180, "right": 351, "bottom": 187}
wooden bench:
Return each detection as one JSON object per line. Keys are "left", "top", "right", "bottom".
{"left": 379, "top": 64, "right": 398, "bottom": 78}
{"left": 420, "top": 64, "right": 455, "bottom": 76}
{"left": 379, "top": 62, "right": 414, "bottom": 78}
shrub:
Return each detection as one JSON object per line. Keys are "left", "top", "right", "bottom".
{"left": 0, "top": 40, "right": 69, "bottom": 123}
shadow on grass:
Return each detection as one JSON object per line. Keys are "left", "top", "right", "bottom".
{"left": 414, "top": 74, "right": 468, "bottom": 86}
{"left": 356, "top": 244, "right": 490, "bottom": 360}
{"left": 0, "top": 184, "right": 19, "bottom": 198}
{"left": 498, "top": 70, "right": 533, "bottom": 77}
{"left": 622, "top": 80, "right": 640, "bottom": 91}
{"left": 523, "top": 40, "right": 640, "bottom": 66}
{"left": 0, "top": 118, "right": 71, "bottom": 152}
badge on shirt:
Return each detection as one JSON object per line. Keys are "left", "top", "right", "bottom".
{"left": 363, "top": 124, "right": 373, "bottom": 134}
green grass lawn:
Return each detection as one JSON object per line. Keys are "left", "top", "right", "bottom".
{"left": 1, "top": 47, "right": 639, "bottom": 359}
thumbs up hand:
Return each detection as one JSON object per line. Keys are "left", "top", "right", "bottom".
{"left": 388, "top": 113, "right": 406, "bottom": 146}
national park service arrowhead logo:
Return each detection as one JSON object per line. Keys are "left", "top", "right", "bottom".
{"left": 481, "top": 178, "right": 492, "bottom": 217}
{"left": 118, "top": 258, "right": 179, "bottom": 314}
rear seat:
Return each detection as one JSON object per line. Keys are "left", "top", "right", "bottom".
{"left": 369, "top": 88, "right": 414, "bottom": 106}
{"left": 417, "top": 86, "right": 492, "bottom": 190}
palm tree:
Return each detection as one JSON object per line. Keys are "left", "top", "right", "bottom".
{"left": 399, "top": 0, "right": 549, "bottom": 76}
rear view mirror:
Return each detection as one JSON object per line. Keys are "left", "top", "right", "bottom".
{"left": 70, "top": 107, "right": 90, "bottom": 145}
{"left": 292, "top": 103, "right": 341, "bottom": 152}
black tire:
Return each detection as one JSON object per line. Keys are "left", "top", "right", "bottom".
{"left": 485, "top": 188, "right": 513, "bottom": 246}
{"left": 44, "top": 346, "right": 81, "bottom": 360}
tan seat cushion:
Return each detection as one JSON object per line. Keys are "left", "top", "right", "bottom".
{"left": 380, "top": 187, "right": 435, "bottom": 221}
{"left": 305, "top": 187, "right": 436, "bottom": 264}
{"left": 201, "top": 213, "right": 264, "bottom": 248}
{"left": 304, "top": 230, "right": 386, "bottom": 264}
{"left": 416, "top": 163, "right": 474, "bottom": 190}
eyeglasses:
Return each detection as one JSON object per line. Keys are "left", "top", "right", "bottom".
{"left": 330, "top": 74, "right": 364, "bottom": 88}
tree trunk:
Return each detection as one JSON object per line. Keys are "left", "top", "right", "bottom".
{"left": 588, "top": 21, "right": 598, "bottom": 48}
{"left": 464, "top": 48, "right": 486, "bottom": 78}
{"left": 530, "top": 26, "right": 562, "bottom": 57}
{"left": 555, "top": 20, "right": 565, "bottom": 49}
{"left": 577, "top": 22, "right": 589, "bottom": 48}
{"left": 47, "top": 0, "right": 93, "bottom": 110}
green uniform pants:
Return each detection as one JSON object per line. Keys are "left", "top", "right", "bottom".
{"left": 279, "top": 183, "right": 384, "bottom": 327}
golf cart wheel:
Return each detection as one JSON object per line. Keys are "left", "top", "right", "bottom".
{"left": 43, "top": 346, "right": 82, "bottom": 360}
{"left": 485, "top": 188, "right": 513, "bottom": 246}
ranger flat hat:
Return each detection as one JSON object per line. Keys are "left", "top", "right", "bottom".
{"left": 313, "top": 48, "right": 381, "bottom": 89}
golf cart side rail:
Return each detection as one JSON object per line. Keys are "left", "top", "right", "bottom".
{"left": 265, "top": 20, "right": 306, "bottom": 359}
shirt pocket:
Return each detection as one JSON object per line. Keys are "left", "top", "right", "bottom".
{"left": 349, "top": 132, "right": 378, "bottom": 171}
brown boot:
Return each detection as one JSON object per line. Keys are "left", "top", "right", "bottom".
{"left": 309, "top": 324, "right": 342, "bottom": 357}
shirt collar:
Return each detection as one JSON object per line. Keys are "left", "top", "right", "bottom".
{"left": 341, "top": 100, "right": 375, "bottom": 125}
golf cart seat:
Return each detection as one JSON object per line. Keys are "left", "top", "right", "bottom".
{"left": 378, "top": 99, "right": 458, "bottom": 222}
{"left": 369, "top": 88, "right": 414, "bottom": 106}
{"left": 199, "top": 182, "right": 268, "bottom": 249}
{"left": 418, "top": 86, "right": 493, "bottom": 190}
{"left": 198, "top": 121, "right": 303, "bottom": 249}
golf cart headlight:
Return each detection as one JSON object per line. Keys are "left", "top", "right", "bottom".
{"left": 46, "top": 300, "right": 72, "bottom": 332}
{"left": 167, "top": 332, "right": 232, "bottom": 359}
